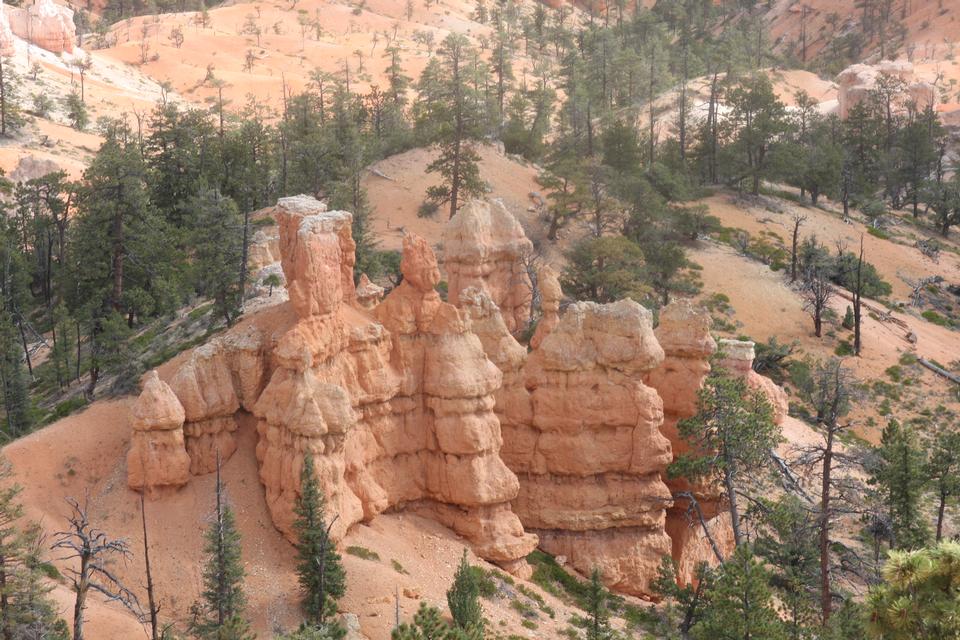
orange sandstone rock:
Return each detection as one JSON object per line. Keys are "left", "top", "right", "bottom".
{"left": 140, "top": 198, "right": 535, "bottom": 573}
{"left": 6, "top": 0, "right": 75, "bottom": 54}
{"left": 127, "top": 371, "right": 190, "bottom": 495}
{"left": 443, "top": 200, "right": 533, "bottom": 334}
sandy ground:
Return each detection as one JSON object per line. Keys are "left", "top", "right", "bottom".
{"left": 98, "top": 0, "right": 532, "bottom": 115}
{"left": 2, "top": 301, "right": 595, "bottom": 639}
{"left": 767, "top": 0, "right": 960, "bottom": 64}
{"left": 363, "top": 144, "right": 543, "bottom": 251}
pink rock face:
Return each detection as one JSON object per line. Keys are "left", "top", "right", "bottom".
{"left": 837, "top": 61, "right": 937, "bottom": 119}
{"left": 530, "top": 265, "right": 561, "bottom": 350}
{"left": 127, "top": 371, "right": 191, "bottom": 496}
{"left": 443, "top": 200, "right": 533, "bottom": 334}
{"left": 137, "top": 205, "right": 536, "bottom": 574}
{"left": 355, "top": 273, "right": 384, "bottom": 309}
{"left": 466, "top": 287, "right": 674, "bottom": 596}
{"left": 167, "top": 325, "right": 268, "bottom": 475}
{"left": 277, "top": 195, "right": 356, "bottom": 318}
{"left": 0, "top": 5, "right": 16, "bottom": 56}
{"left": 6, "top": 0, "right": 75, "bottom": 54}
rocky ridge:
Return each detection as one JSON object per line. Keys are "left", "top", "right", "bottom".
{"left": 128, "top": 195, "right": 536, "bottom": 575}
{"left": 127, "top": 195, "right": 789, "bottom": 595}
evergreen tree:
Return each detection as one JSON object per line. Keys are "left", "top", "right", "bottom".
{"left": 0, "top": 56, "right": 23, "bottom": 137}
{"left": 64, "top": 93, "right": 88, "bottom": 131}
{"left": 392, "top": 602, "right": 482, "bottom": 640}
{"left": 866, "top": 541, "right": 960, "bottom": 640}
{"left": 560, "top": 236, "right": 646, "bottom": 304}
{"left": 869, "top": 421, "right": 930, "bottom": 550}
{"left": 671, "top": 369, "right": 780, "bottom": 547}
{"left": 446, "top": 551, "right": 482, "bottom": 631}
{"left": 414, "top": 34, "right": 490, "bottom": 218}
{"left": 755, "top": 496, "right": 821, "bottom": 640}
{"left": 926, "top": 424, "right": 960, "bottom": 542}
{"left": 190, "top": 189, "right": 244, "bottom": 327}
{"left": 0, "top": 314, "right": 30, "bottom": 437}
{"left": 293, "top": 455, "right": 345, "bottom": 633}
{"left": 585, "top": 568, "right": 611, "bottom": 640}
{"left": 0, "top": 462, "right": 68, "bottom": 640}
{"left": 693, "top": 544, "right": 786, "bottom": 640}
{"left": 190, "top": 457, "right": 252, "bottom": 640}
{"left": 723, "top": 74, "right": 791, "bottom": 195}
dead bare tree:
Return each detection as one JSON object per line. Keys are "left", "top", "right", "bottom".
{"left": 792, "top": 359, "right": 861, "bottom": 626}
{"left": 790, "top": 212, "right": 808, "bottom": 283}
{"left": 140, "top": 494, "right": 160, "bottom": 640}
{"left": 53, "top": 498, "right": 141, "bottom": 640}
{"left": 801, "top": 266, "right": 834, "bottom": 338}
{"left": 853, "top": 236, "right": 864, "bottom": 356}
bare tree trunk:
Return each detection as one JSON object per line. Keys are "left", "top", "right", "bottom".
{"left": 819, "top": 422, "right": 836, "bottom": 625}
{"left": 722, "top": 450, "right": 742, "bottom": 547}
{"left": 141, "top": 494, "right": 159, "bottom": 640}
{"left": 854, "top": 236, "right": 864, "bottom": 355}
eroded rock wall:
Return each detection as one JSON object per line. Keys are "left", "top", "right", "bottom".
{"left": 442, "top": 199, "right": 533, "bottom": 334}
{"left": 4, "top": 0, "right": 76, "bottom": 54}
{"left": 128, "top": 195, "right": 536, "bottom": 573}
{"left": 463, "top": 286, "right": 674, "bottom": 596}
{"left": 837, "top": 60, "right": 936, "bottom": 119}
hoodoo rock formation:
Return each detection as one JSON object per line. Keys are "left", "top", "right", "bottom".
{"left": 127, "top": 195, "right": 536, "bottom": 574}
{"left": 465, "top": 289, "right": 676, "bottom": 595}
{"left": 837, "top": 60, "right": 936, "bottom": 119}
{"left": 447, "top": 211, "right": 789, "bottom": 594}
{"left": 442, "top": 199, "right": 533, "bottom": 334}
{"left": 126, "top": 371, "right": 191, "bottom": 495}
{"left": 645, "top": 302, "right": 730, "bottom": 583}
{"left": 128, "top": 194, "right": 791, "bottom": 595}
{"left": 514, "top": 300, "right": 673, "bottom": 596}
{"left": 2, "top": 0, "right": 76, "bottom": 54}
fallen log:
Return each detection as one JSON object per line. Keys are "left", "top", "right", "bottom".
{"left": 918, "top": 357, "right": 960, "bottom": 385}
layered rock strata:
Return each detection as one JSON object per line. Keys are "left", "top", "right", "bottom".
{"left": 126, "top": 371, "right": 191, "bottom": 495}
{"left": 128, "top": 195, "right": 536, "bottom": 573}
{"left": 442, "top": 200, "right": 533, "bottom": 334}
{"left": 463, "top": 287, "right": 674, "bottom": 595}
{"left": 837, "top": 61, "right": 936, "bottom": 119}
{"left": 3, "top": 0, "right": 76, "bottom": 54}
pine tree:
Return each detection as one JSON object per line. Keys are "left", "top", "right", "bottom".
{"left": 392, "top": 602, "right": 482, "bottom": 640}
{"left": 190, "top": 189, "right": 244, "bottom": 327}
{"left": 446, "top": 551, "right": 482, "bottom": 631}
{"left": 0, "top": 470, "right": 68, "bottom": 640}
{"left": 866, "top": 541, "right": 960, "bottom": 640}
{"left": 693, "top": 544, "right": 786, "bottom": 640}
{"left": 671, "top": 370, "right": 780, "bottom": 547}
{"left": 414, "top": 34, "right": 490, "bottom": 218}
{"left": 926, "top": 424, "right": 960, "bottom": 542}
{"left": 693, "top": 544, "right": 785, "bottom": 640}
{"left": 869, "top": 421, "right": 930, "bottom": 550}
{"left": 585, "top": 568, "right": 611, "bottom": 640}
{"left": 0, "top": 313, "right": 30, "bottom": 437}
{"left": 724, "top": 74, "right": 790, "bottom": 195}
{"left": 0, "top": 56, "right": 24, "bottom": 137}
{"left": 294, "top": 455, "right": 345, "bottom": 633}
{"left": 190, "top": 456, "right": 252, "bottom": 640}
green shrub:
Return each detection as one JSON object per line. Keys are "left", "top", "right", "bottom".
{"left": 921, "top": 310, "right": 953, "bottom": 327}
{"left": 345, "top": 546, "right": 380, "bottom": 561}
{"left": 834, "top": 340, "right": 854, "bottom": 356}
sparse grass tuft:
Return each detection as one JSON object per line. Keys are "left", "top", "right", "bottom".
{"left": 346, "top": 546, "right": 380, "bottom": 561}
